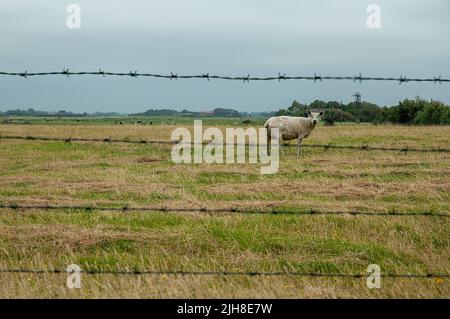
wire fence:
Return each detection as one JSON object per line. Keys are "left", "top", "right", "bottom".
{"left": 1, "top": 71, "right": 449, "bottom": 285}
{"left": 0, "top": 268, "right": 448, "bottom": 278}
{"left": 1, "top": 203, "right": 448, "bottom": 218}
{"left": 1, "top": 135, "right": 449, "bottom": 153}
{"left": 1, "top": 206, "right": 448, "bottom": 279}
{"left": 1, "top": 203, "right": 449, "bottom": 278}
{"left": 0, "top": 70, "right": 449, "bottom": 84}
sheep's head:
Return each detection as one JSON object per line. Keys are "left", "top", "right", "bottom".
{"left": 307, "top": 111, "right": 324, "bottom": 125}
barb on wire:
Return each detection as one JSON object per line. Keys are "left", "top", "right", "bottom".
{"left": 0, "top": 268, "right": 448, "bottom": 278}
{"left": 0, "top": 203, "right": 448, "bottom": 217}
{"left": 354, "top": 73, "right": 363, "bottom": 83}
{"left": 1, "top": 135, "right": 449, "bottom": 153}
{"left": 399, "top": 75, "right": 408, "bottom": 85}
{"left": 434, "top": 76, "right": 442, "bottom": 84}
{"left": 1, "top": 70, "right": 449, "bottom": 83}
{"left": 314, "top": 73, "right": 322, "bottom": 82}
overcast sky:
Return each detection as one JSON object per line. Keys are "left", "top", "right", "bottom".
{"left": 1, "top": 0, "right": 449, "bottom": 113}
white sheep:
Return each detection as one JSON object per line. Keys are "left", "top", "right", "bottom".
{"left": 264, "top": 111, "right": 323, "bottom": 156}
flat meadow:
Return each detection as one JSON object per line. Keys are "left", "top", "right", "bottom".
{"left": 0, "top": 119, "right": 449, "bottom": 298}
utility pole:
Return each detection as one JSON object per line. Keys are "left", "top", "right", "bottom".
{"left": 353, "top": 92, "right": 362, "bottom": 105}
{"left": 352, "top": 92, "right": 362, "bottom": 123}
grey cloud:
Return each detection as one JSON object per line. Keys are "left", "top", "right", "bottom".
{"left": 0, "top": 0, "right": 449, "bottom": 112}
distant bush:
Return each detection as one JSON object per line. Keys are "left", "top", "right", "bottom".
{"left": 322, "top": 108, "right": 354, "bottom": 125}
{"left": 211, "top": 108, "right": 242, "bottom": 117}
{"left": 413, "top": 101, "right": 450, "bottom": 124}
{"left": 380, "top": 98, "right": 450, "bottom": 125}
{"left": 275, "top": 98, "right": 450, "bottom": 125}
{"left": 276, "top": 100, "right": 307, "bottom": 116}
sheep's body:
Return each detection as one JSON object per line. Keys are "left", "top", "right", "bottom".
{"left": 264, "top": 114, "right": 320, "bottom": 156}
{"left": 264, "top": 116, "right": 316, "bottom": 140}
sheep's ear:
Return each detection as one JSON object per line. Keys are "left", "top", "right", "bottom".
{"left": 307, "top": 110, "right": 312, "bottom": 116}
{"left": 319, "top": 111, "right": 324, "bottom": 116}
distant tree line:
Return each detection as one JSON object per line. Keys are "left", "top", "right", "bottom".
{"left": 131, "top": 108, "right": 244, "bottom": 117}
{"left": 275, "top": 97, "right": 450, "bottom": 125}
{"left": 2, "top": 99, "right": 449, "bottom": 125}
{"left": 0, "top": 108, "right": 120, "bottom": 117}
{"left": 0, "top": 107, "right": 256, "bottom": 118}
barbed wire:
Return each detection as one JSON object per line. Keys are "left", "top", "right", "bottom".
{"left": 0, "top": 70, "right": 449, "bottom": 84}
{"left": 1, "top": 71, "right": 448, "bottom": 285}
{"left": 1, "top": 203, "right": 448, "bottom": 217}
{"left": 1, "top": 205, "right": 448, "bottom": 277}
{"left": 0, "top": 268, "right": 448, "bottom": 278}
{"left": 1, "top": 135, "right": 449, "bottom": 153}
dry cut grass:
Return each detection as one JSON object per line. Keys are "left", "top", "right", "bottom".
{"left": 0, "top": 123, "right": 449, "bottom": 298}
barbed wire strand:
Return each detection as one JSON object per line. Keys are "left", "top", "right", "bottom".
{"left": 0, "top": 268, "right": 448, "bottom": 278}
{"left": 0, "top": 204, "right": 448, "bottom": 217}
{"left": 0, "top": 70, "right": 449, "bottom": 84}
{"left": 1, "top": 135, "right": 449, "bottom": 153}
{"left": 1, "top": 71, "right": 448, "bottom": 283}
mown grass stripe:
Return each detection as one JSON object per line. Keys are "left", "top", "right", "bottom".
{"left": 0, "top": 204, "right": 448, "bottom": 217}
{"left": 0, "top": 269, "right": 448, "bottom": 278}
{"left": 1, "top": 135, "right": 449, "bottom": 153}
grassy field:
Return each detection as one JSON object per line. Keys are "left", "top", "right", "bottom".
{"left": 0, "top": 116, "right": 265, "bottom": 126}
{"left": 0, "top": 120, "right": 449, "bottom": 298}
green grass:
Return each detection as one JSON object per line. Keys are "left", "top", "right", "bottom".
{"left": 0, "top": 122, "right": 449, "bottom": 298}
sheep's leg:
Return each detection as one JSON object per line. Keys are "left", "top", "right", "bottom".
{"left": 297, "top": 137, "right": 303, "bottom": 157}
{"left": 269, "top": 129, "right": 283, "bottom": 156}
